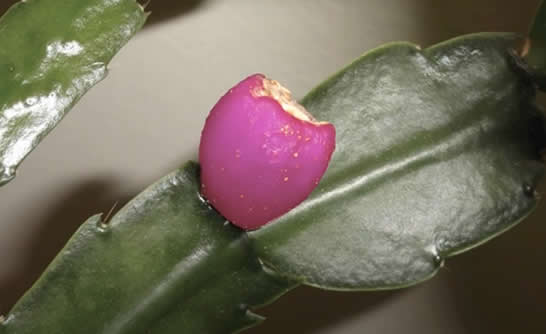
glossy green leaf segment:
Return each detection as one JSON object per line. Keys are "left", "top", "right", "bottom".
{"left": 0, "top": 0, "right": 147, "bottom": 186}
{"left": 0, "top": 162, "right": 295, "bottom": 334}
{"left": 4, "top": 33, "right": 543, "bottom": 334}
{"left": 251, "top": 33, "right": 545, "bottom": 290}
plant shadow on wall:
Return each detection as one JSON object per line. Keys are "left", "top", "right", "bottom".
{"left": 411, "top": 0, "right": 540, "bottom": 45}
{"left": 247, "top": 288, "right": 398, "bottom": 334}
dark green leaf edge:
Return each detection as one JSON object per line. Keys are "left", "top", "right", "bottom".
{"left": 302, "top": 32, "right": 524, "bottom": 103}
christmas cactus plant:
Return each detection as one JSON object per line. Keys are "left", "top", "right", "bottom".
{"left": 0, "top": 0, "right": 545, "bottom": 333}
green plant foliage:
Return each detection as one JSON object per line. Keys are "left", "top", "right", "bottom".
{"left": 3, "top": 2, "right": 546, "bottom": 331}
{"left": 0, "top": 162, "right": 295, "bottom": 334}
{"left": 250, "top": 33, "right": 545, "bottom": 290}
{"left": 3, "top": 33, "right": 544, "bottom": 334}
{"left": 0, "top": 0, "right": 147, "bottom": 186}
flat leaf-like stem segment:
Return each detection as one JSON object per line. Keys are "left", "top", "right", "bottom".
{"left": 251, "top": 33, "right": 545, "bottom": 290}
{"left": 0, "top": 0, "right": 147, "bottom": 185}
{"left": 2, "top": 33, "right": 545, "bottom": 334}
{"left": 0, "top": 163, "right": 295, "bottom": 334}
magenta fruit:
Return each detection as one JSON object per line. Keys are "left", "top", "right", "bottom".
{"left": 199, "top": 74, "right": 336, "bottom": 230}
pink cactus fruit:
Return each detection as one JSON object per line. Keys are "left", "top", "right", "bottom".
{"left": 199, "top": 74, "right": 336, "bottom": 230}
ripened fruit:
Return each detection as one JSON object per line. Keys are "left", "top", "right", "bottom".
{"left": 199, "top": 74, "right": 336, "bottom": 230}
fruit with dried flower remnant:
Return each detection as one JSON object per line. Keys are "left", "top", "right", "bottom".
{"left": 199, "top": 74, "right": 336, "bottom": 230}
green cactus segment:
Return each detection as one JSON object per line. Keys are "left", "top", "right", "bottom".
{"left": 0, "top": 162, "right": 295, "bottom": 334}
{"left": 0, "top": 0, "right": 147, "bottom": 186}
{"left": 251, "top": 33, "right": 545, "bottom": 290}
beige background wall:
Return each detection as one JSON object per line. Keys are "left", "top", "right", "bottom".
{"left": 0, "top": 1, "right": 544, "bottom": 333}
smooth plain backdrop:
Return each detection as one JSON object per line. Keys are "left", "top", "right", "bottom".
{"left": 1, "top": 1, "right": 545, "bottom": 333}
